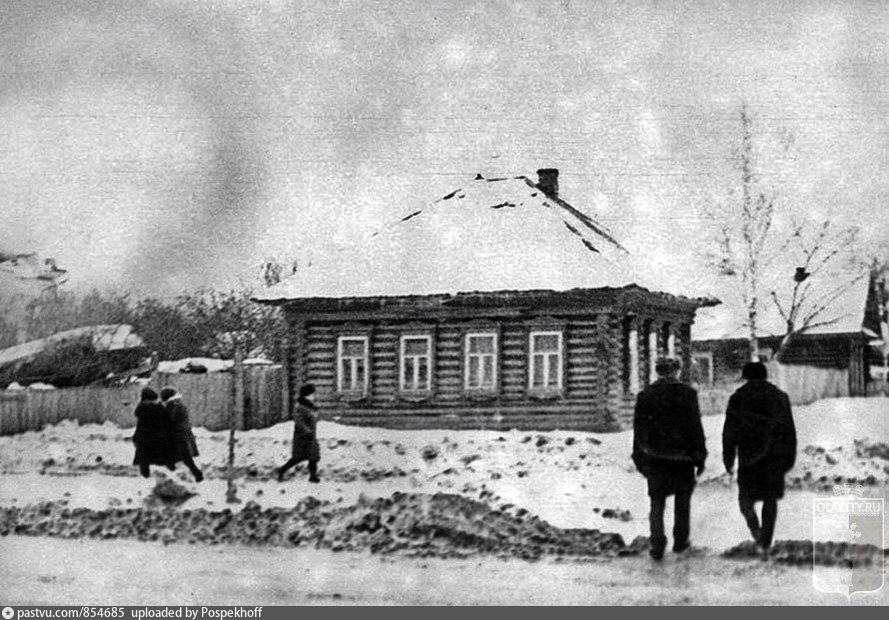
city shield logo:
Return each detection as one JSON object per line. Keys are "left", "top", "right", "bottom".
{"left": 812, "top": 488, "right": 884, "bottom": 597}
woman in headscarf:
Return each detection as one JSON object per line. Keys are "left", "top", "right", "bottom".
{"left": 132, "top": 386, "right": 174, "bottom": 478}
{"left": 276, "top": 383, "right": 321, "bottom": 483}
{"left": 160, "top": 386, "right": 204, "bottom": 482}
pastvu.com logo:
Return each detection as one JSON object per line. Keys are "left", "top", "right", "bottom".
{"left": 812, "top": 484, "right": 884, "bottom": 597}
{"left": 2, "top": 606, "right": 14, "bottom": 620}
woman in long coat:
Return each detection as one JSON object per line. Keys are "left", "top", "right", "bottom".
{"left": 276, "top": 384, "right": 321, "bottom": 483}
{"left": 132, "top": 387, "right": 174, "bottom": 478}
{"left": 160, "top": 386, "right": 204, "bottom": 482}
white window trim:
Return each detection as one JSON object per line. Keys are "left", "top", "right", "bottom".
{"left": 337, "top": 335, "right": 369, "bottom": 395}
{"left": 528, "top": 330, "right": 563, "bottom": 390}
{"left": 464, "top": 332, "right": 498, "bottom": 391}
{"left": 399, "top": 334, "right": 432, "bottom": 392}
{"left": 692, "top": 351, "right": 714, "bottom": 386}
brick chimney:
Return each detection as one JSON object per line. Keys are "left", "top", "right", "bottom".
{"left": 536, "top": 168, "right": 559, "bottom": 198}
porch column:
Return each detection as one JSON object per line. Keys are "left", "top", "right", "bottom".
{"left": 648, "top": 324, "right": 658, "bottom": 384}
{"left": 667, "top": 326, "right": 676, "bottom": 357}
{"left": 628, "top": 319, "right": 640, "bottom": 395}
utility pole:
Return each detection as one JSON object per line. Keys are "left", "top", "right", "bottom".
{"left": 226, "top": 344, "right": 244, "bottom": 504}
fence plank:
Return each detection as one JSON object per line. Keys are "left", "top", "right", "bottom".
{"left": 0, "top": 367, "right": 285, "bottom": 436}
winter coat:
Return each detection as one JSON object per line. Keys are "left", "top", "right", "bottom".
{"left": 165, "top": 396, "right": 199, "bottom": 461}
{"left": 132, "top": 401, "right": 172, "bottom": 466}
{"left": 632, "top": 378, "right": 708, "bottom": 496}
{"left": 291, "top": 399, "right": 320, "bottom": 463}
{"left": 723, "top": 379, "right": 796, "bottom": 499}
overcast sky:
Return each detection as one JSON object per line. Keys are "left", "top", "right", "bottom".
{"left": 1, "top": 0, "right": 887, "bottom": 297}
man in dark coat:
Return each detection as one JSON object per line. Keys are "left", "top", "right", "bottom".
{"left": 632, "top": 357, "right": 707, "bottom": 560}
{"left": 132, "top": 386, "right": 175, "bottom": 478}
{"left": 160, "top": 386, "right": 204, "bottom": 482}
{"left": 723, "top": 362, "right": 796, "bottom": 551}
{"left": 277, "top": 383, "right": 321, "bottom": 483}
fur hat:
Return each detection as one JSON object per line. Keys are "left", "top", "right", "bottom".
{"left": 159, "top": 386, "right": 178, "bottom": 401}
{"left": 298, "top": 384, "right": 316, "bottom": 399}
{"left": 654, "top": 357, "right": 682, "bottom": 376}
{"left": 140, "top": 387, "right": 158, "bottom": 401}
{"left": 742, "top": 362, "right": 768, "bottom": 380}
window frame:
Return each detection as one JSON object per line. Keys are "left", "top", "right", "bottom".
{"left": 464, "top": 331, "right": 499, "bottom": 393}
{"left": 399, "top": 333, "right": 433, "bottom": 393}
{"left": 528, "top": 329, "right": 564, "bottom": 393}
{"left": 691, "top": 351, "right": 714, "bottom": 387}
{"left": 337, "top": 335, "right": 370, "bottom": 397}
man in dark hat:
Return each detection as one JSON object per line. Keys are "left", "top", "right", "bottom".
{"left": 632, "top": 357, "right": 707, "bottom": 560}
{"left": 723, "top": 362, "right": 796, "bottom": 552}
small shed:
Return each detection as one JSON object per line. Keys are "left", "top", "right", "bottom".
{"left": 255, "top": 169, "right": 716, "bottom": 431}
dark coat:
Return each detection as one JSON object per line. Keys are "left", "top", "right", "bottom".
{"left": 291, "top": 400, "right": 320, "bottom": 463}
{"left": 132, "top": 401, "right": 172, "bottom": 466}
{"left": 632, "top": 378, "right": 708, "bottom": 497}
{"left": 723, "top": 379, "right": 796, "bottom": 500}
{"left": 165, "top": 397, "right": 199, "bottom": 461}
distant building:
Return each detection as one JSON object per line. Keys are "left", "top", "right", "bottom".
{"left": 0, "top": 324, "right": 146, "bottom": 388}
{"left": 255, "top": 169, "right": 717, "bottom": 431}
{"left": 691, "top": 270, "right": 883, "bottom": 397}
{"left": 0, "top": 252, "right": 68, "bottom": 345}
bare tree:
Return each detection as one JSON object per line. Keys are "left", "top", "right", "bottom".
{"left": 768, "top": 221, "right": 866, "bottom": 360}
{"left": 707, "top": 104, "right": 777, "bottom": 361}
{"left": 706, "top": 105, "right": 865, "bottom": 362}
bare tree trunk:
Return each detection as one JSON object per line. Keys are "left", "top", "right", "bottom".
{"left": 747, "top": 296, "right": 759, "bottom": 362}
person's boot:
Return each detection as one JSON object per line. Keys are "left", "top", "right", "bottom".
{"left": 194, "top": 470, "right": 204, "bottom": 483}
{"left": 308, "top": 462, "right": 320, "bottom": 483}
{"left": 276, "top": 467, "right": 286, "bottom": 483}
{"left": 673, "top": 540, "right": 691, "bottom": 554}
{"left": 649, "top": 535, "right": 666, "bottom": 561}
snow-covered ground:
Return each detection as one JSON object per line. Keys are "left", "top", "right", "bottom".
{"left": 1, "top": 536, "right": 884, "bottom": 606}
{"left": 0, "top": 397, "right": 887, "bottom": 604}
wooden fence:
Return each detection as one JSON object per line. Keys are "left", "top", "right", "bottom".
{"left": 0, "top": 366, "right": 285, "bottom": 436}
{"left": 0, "top": 360, "right": 874, "bottom": 435}
{"left": 698, "top": 361, "right": 852, "bottom": 416}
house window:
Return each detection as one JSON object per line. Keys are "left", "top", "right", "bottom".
{"left": 337, "top": 336, "right": 369, "bottom": 394}
{"left": 691, "top": 352, "right": 713, "bottom": 387}
{"left": 400, "top": 335, "right": 432, "bottom": 392}
{"left": 529, "top": 331, "right": 563, "bottom": 390}
{"left": 465, "top": 332, "right": 498, "bottom": 391}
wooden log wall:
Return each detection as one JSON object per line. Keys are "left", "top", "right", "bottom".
{"left": 295, "top": 309, "right": 695, "bottom": 431}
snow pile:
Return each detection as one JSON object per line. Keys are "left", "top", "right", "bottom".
{"left": 723, "top": 539, "right": 887, "bottom": 568}
{"left": 0, "top": 492, "right": 642, "bottom": 560}
{"left": 145, "top": 477, "right": 196, "bottom": 507}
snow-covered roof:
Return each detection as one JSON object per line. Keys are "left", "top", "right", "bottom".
{"left": 156, "top": 357, "right": 275, "bottom": 374}
{"left": 0, "top": 252, "right": 67, "bottom": 287}
{"left": 692, "top": 271, "right": 872, "bottom": 341}
{"left": 255, "top": 175, "right": 669, "bottom": 302}
{"left": 0, "top": 324, "right": 145, "bottom": 367}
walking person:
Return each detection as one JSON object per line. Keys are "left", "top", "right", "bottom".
{"left": 160, "top": 386, "right": 204, "bottom": 482}
{"left": 276, "top": 384, "right": 321, "bottom": 483}
{"left": 632, "top": 357, "right": 707, "bottom": 561}
{"left": 723, "top": 362, "right": 797, "bottom": 553}
{"left": 132, "top": 386, "right": 175, "bottom": 478}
